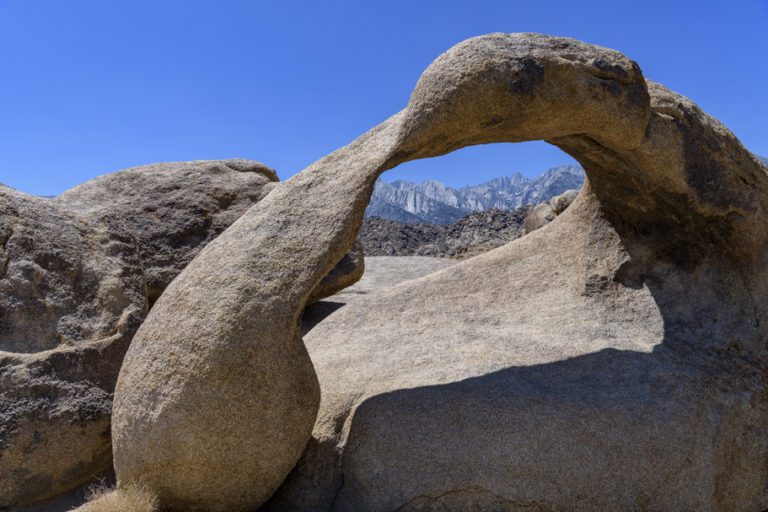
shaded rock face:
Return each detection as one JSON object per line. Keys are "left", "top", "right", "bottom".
{"left": 0, "top": 186, "right": 146, "bottom": 507}
{"left": 1, "top": 160, "right": 363, "bottom": 508}
{"left": 307, "top": 241, "right": 365, "bottom": 304}
{"left": 361, "top": 206, "right": 531, "bottom": 258}
{"left": 113, "top": 33, "right": 768, "bottom": 512}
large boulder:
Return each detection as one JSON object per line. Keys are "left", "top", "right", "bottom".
{"left": 548, "top": 188, "right": 579, "bottom": 214}
{"left": 521, "top": 201, "right": 555, "bottom": 233}
{"left": 1, "top": 160, "right": 363, "bottom": 508}
{"left": 57, "top": 159, "right": 278, "bottom": 303}
{"left": 57, "top": 159, "right": 360, "bottom": 305}
{"left": 113, "top": 32, "right": 768, "bottom": 512}
{"left": 523, "top": 188, "right": 579, "bottom": 233}
{"left": 0, "top": 186, "right": 146, "bottom": 507}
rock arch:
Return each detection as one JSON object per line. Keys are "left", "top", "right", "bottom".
{"left": 111, "top": 33, "right": 768, "bottom": 511}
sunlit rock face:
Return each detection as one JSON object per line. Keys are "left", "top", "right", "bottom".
{"left": 0, "top": 159, "right": 363, "bottom": 508}
{"left": 111, "top": 33, "right": 768, "bottom": 512}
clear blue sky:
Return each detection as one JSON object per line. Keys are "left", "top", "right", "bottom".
{"left": 1, "top": 0, "right": 766, "bottom": 195}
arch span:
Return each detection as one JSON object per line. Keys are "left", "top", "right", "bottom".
{"left": 111, "top": 33, "right": 768, "bottom": 511}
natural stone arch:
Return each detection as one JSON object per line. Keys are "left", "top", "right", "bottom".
{"left": 111, "top": 33, "right": 768, "bottom": 511}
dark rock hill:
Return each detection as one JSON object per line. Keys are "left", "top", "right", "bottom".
{"left": 360, "top": 206, "right": 532, "bottom": 258}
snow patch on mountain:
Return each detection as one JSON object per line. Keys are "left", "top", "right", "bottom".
{"left": 366, "top": 165, "right": 584, "bottom": 224}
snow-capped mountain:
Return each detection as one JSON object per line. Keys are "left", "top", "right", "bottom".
{"left": 366, "top": 165, "right": 585, "bottom": 224}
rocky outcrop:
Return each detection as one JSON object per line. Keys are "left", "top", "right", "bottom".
{"left": 57, "top": 159, "right": 360, "bottom": 306}
{"left": 0, "top": 186, "right": 146, "bottom": 507}
{"left": 57, "top": 159, "right": 278, "bottom": 303}
{"left": 0, "top": 160, "right": 363, "bottom": 508}
{"left": 113, "top": 32, "right": 768, "bottom": 512}
{"left": 359, "top": 217, "right": 444, "bottom": 256}
{"left": 361, "top": 206, "right": 530, "bottom": 258}
{"left": 523, "top": 188, "right": 579, "bottom": 233}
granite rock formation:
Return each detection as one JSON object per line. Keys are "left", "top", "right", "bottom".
{"left": 0, "top": 186, "right": 146, "bottom": 507}
{"left": 57, "top": 159, "right": 279, "bottom": 303}
{"left": 523, "top": 188, "right": 579, "bottom": 233}
{"left": 113, "top": 32, "right": 768, "bottom": 512}
{"left": 0, "top": 160, "right": 362, "bottom": 508}
{"left": 307, "top": 241, "right": 365, "bottom": 304}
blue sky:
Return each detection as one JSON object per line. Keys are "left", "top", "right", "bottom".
{"left": 1, "top": 1, "right": 766, "bottom": 195}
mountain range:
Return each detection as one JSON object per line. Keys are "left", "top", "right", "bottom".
{"left": 365, "top": 165, "right": 585, "bottom": 224}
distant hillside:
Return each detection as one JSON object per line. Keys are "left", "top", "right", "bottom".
{"left": 361, "top": 206, "right": 532, "bottom": 258}
{"left": 366, "top": 165, "right": 584, "bottom": 224}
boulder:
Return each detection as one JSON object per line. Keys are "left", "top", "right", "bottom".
{"left": 522, "top": 201, "right": 555, "bottom": 233}
{"left": 57, "top": 159, "right": 278, "bottom": 303}
{"left": 307, "top": 240, "right": 365, "bottom": 304}
{"left": 548, "top": 188, "right": 579, "bottom": 214}
{"left": 58, "top": 159, "right": 360, "bottom": 305}
{"left": 1, "top": 160, "right": 364, "bottom": 508}
{"left": 523, "top": 188, "right": 579, "bottom": 233}
{"left": 0, "top": 186, "right": 146, "bottom": 507}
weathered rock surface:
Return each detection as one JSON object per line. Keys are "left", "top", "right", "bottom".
{"left": 57, "top": 159, "right": 278, "bottom": 303}
{"left": 523, "top": 188, "right": 578, "bottom": 233}
{"left": 330, "top": 256, "right": 457, "bottom": 301}
{"left": 302, "top": 256, "right": 456, "bottom": 334}
{"left": 361, "top": 206, "right": 531, "bottom": 258}
{"left": 548, "top": 188, "right": 579, "bottom": 214}
{"left": 0, "top": 186, "right": 146, "bottom": 507}
{"left": 307, "top": 241, "right": 365, "bottom": 304}
{"left": 57, "top": 159, "right": 360, "bottom": 305}
{"left": 1, "top": 160, "right": 364, "bottom": 508}
{"left": 114, "top": 32, "right": 768, "bottom": 512}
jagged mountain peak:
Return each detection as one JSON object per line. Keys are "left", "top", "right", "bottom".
{"left": 366, "top": 165, "right": 585, "bottom": 224}
{"left": 386, "top": 179, "right": 418, "bottom": 190}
